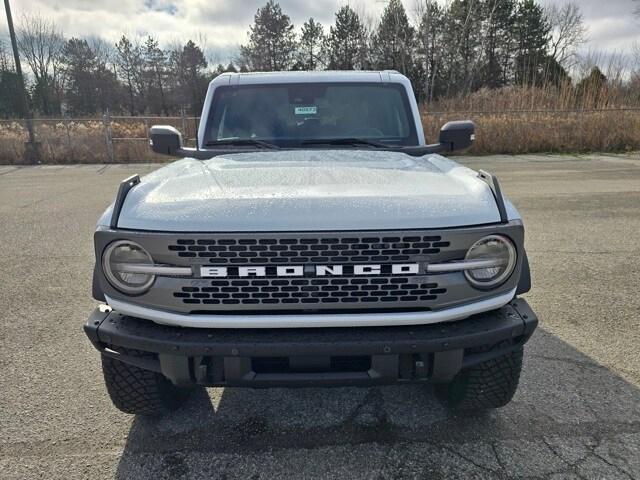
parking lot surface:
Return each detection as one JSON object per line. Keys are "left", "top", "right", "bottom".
{"left": 1, "top": 153, "right": 639, "bottom": 479}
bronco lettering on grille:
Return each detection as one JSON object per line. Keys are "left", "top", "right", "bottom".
{"left": 200, "top": 264, "right": 420, "bottom": 278}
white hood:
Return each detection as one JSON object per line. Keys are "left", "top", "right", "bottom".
{"left": 105, "top": 150, "right": 516, "bottom": 232}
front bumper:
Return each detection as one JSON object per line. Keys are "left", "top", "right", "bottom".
{"left": 84, "top": 299, "right": 537, "bottom": 388}
{"left": 104, "top": 288, "right": 517, "bottom": 329}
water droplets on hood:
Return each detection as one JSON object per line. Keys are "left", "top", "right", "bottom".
{"left": 113, "top": 150, "right": 504, "bottom": 232}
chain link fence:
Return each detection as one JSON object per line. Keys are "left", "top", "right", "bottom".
{"left": 1, "top": 109, "right": 639, "bottom": 164}
{"left": 0, "top": 112, "right": 200, "bottom": 164}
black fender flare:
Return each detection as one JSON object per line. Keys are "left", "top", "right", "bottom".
{"left": 92, "top": 263, "right": 106, "bottom": 302}
{"left": 516, "top": 250, "right": 531, "bottom": 295}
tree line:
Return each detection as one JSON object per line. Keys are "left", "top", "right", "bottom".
{"left": 0, "top": 23, "right": 212, "bottom": 118}
{"left": 240, "top": 0, "right": 590, "bottom": 103}
{"left": 0, "top": 0, "right": 635, "bottom": 119}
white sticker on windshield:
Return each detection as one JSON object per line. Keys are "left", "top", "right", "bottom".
{"left": 295, "top": 106, "right": 317, "bottom": 115}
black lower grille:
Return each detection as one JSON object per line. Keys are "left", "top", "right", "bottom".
{"left": 251, "top": 356, "right": 372, "bottom": 374}
{"left": 174, "top": 276, "right": 447, "bottom": 306}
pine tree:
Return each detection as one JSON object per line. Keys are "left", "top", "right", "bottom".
{"left": 416, "top": 1, "right": 446, "bottom": 102}
{"left": 296, "top": 18, "right": 326, "bottom": 70}
{"left": 513, "top": 0, "right": 551, "bottom": 85}
{"left": 61, "top": 38, "right": 98, "bottom": 114}
{"left": 577, "top": 66, "right": 607, "bottom": 108}
{"left": 442, "top": 0, "right": 484, "bottom": 96}
{"left": 0, "top": 39, "right": 10, "bottom": 72}
{"left": 115, "top": 36, "right": 144, "bottom": 115}
{"left": 240, "top": 1, "right": 297, "bottom": 71}
{"left": 62, "top": 38, "right": 120, "bottom": 115}
{"left": 0, "top": 70, "right": 22, "bottom": 118}
{"left": 143, "top": 36, "right": 169, "bottom": 115}
{"left": 169, "top": 40, "right": 208, "bottom": 114}
{"left": 326, "top": 6, "right": 368, "bottom": 70}
{"left": 371, "top": 0, "right": 415, "bottom": 75}
{"left": 480, "top": 0, "right": 517, "bottom": 89}
{"left": 0, "top": 41, "right": 23, "bottom": 118}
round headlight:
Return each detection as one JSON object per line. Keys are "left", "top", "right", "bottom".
{"left": 464, "top": 235, "right": 517, "bottom": 289}
{"left": 102, "top": 240, "right": 155, "bottom": 294}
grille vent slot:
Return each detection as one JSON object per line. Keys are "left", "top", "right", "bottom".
{"left": 174, "top": 277, "right": 447, "bottom": 306}
{"left": 168, "top": 235, "right": 451, "bottom": 264}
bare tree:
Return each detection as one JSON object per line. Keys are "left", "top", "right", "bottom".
{"left": 87, "top": 36, "right": 116, "bottom": 69}
{"left": 0, "top": 39, "right": 11, "bottom": 71}
{"left": 633, "top": 42, "right": 640, "bottom": 71}
{"left": 630, "top": 42, "right": 640, "bottom": 99}
{"left": 546, "top": 2, "right": 587, "bottom": 69}
{"left": 17, "top": 13, "right": 64, "bottom": 115}
{"left": 575, "top": 48, "right": 629, "bottom": 88}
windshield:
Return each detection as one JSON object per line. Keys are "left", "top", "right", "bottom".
{"left": 204, "top": 83, "right": 418, "bottom": 147}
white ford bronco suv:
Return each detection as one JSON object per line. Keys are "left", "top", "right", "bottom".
{"left": 84, "top": 71, "right": 537, "bottom": 416}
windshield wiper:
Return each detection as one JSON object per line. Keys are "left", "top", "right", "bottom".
{"left": 300, "top": 138, "right": 388, "bottom": 148}
{"left": 205, "top": 139, "right": 279, "bottom": 149}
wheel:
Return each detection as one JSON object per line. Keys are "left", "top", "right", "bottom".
{"left": 434, "top": 348, "right": 523, "bottom": 410}
{"left": 101, "top": 350, "right": 192, "bottom": 416}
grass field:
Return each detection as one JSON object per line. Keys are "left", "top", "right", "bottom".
{"left": 1, "top": 108, "right": 639, "bottom": 164}
{"left": 424, "top": 109, "right": 640, "bottom": 155}
{"left": 0, "top": 116, "right": 199, "bottom": 164}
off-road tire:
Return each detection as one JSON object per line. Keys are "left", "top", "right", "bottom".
{"left": 434, "top": 348, "right": 523, "bottom": 410}
{"left": 101, "top": 351, "right": 192, "bottom": 416}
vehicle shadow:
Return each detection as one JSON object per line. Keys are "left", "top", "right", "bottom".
{"left": 115, "top": 328, "right": 640, "bottom": 479}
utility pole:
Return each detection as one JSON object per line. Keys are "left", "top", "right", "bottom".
{"left": 4, "top": 0, "right": 39, "bottom": 163}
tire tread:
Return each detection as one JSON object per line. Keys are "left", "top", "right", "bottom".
{"left": 101, "top": 350, "right": 190, "bottom": 416}
{"left": 436, "top": 348, "right": 523, "bottom": 410}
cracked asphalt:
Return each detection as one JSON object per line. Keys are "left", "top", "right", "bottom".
{"left": 1, "top": 153, "right": 639, "bottom": 479}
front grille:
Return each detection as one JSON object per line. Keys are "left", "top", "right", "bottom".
{"left": 101, "top": 225, "right": 521, "bottom": 314}
{"left": 174, "top": 276, "right": 447, "bottom": 307}
{"left": 157, "top": 231, "right": 458, "bottom": 311}
{"left": 168, "top": 234, "right": 451, "bottom": 264}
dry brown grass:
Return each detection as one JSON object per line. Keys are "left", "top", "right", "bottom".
{"left": 424, "top": 109, "right": 640, "bottom": 155}
{"left": 422, "top": 84, "right": 640, "bottom": 154}
{"left": 0, "top": 116, "right": 201, "bottom": 165}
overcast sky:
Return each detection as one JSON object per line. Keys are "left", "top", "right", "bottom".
{"left": 1, "top": 0, "right": 638, "bottom": 64}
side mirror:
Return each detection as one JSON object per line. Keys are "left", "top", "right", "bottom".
{"left": 438, "top": 120, "right": 475, "bottom": 152}
{"left": 149, "top": 125, "right": 183, "bottom": 156}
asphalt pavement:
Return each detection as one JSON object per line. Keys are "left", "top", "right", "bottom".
{"left": 1, "top": 153, "right": 639, "bottom": 479}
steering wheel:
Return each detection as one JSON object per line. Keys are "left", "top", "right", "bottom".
{"left": 346, "top": 127, "right": 384, "bottom": 137}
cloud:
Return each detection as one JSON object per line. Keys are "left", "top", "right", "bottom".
{"left": 144, "top": 0, "right": 178, "bottom": 15}
{"left": 2, "top": 0, "right": 638, "bottom": 65}
{"left": 542, "top": 0, "right": 639, "bottom": 53}
{"left": 2, "top": 0, "right": 382, "bottom": 63}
